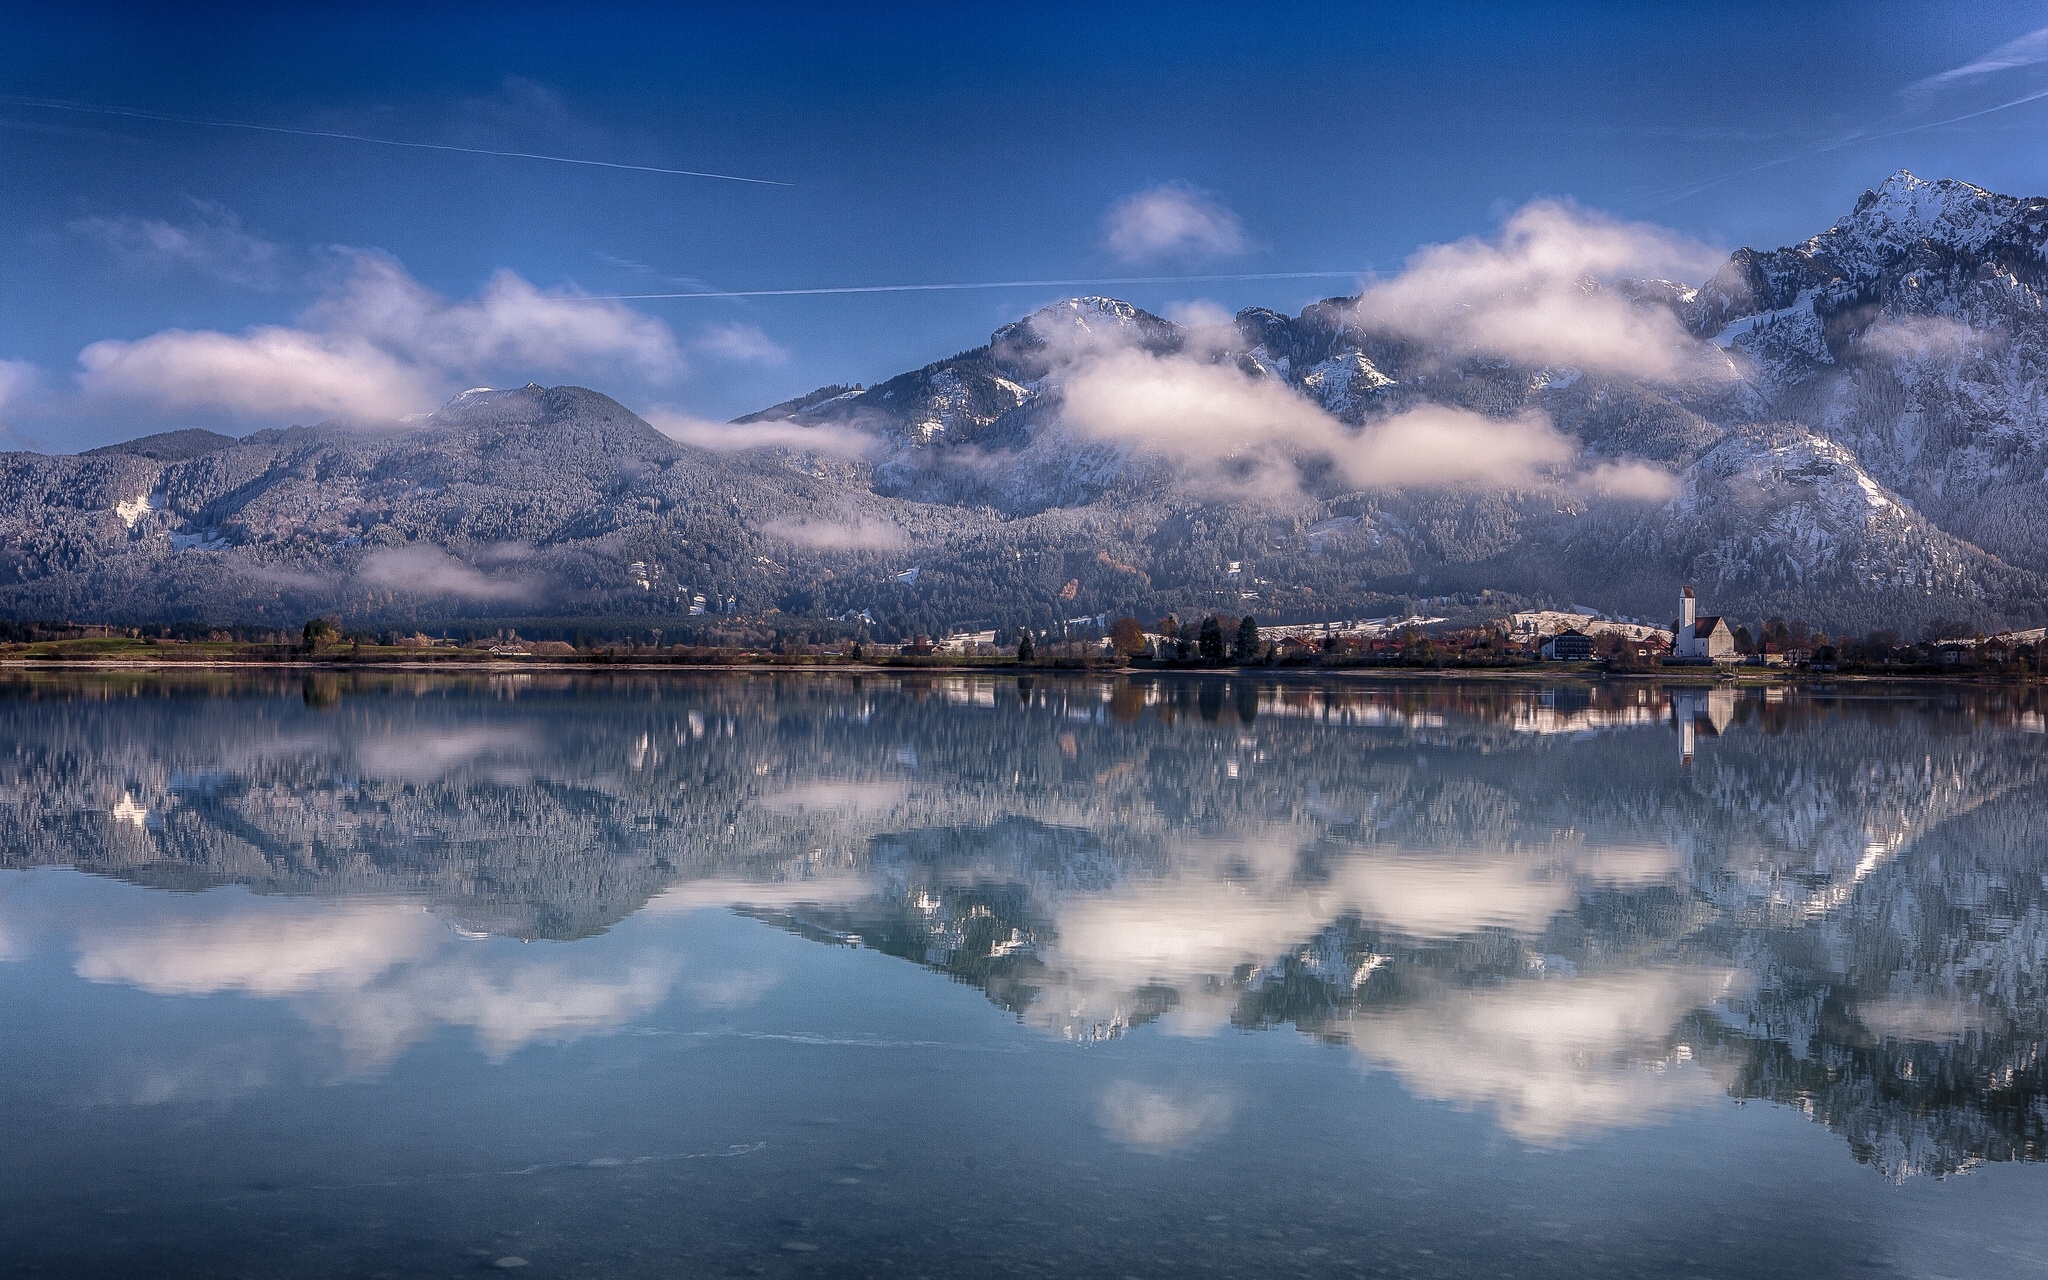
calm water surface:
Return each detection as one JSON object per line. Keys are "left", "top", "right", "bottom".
{"left": 2, "top": 673, "right": 2045, "bottom": 1279}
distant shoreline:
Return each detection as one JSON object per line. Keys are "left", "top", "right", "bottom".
{"left": 0, "top": 657, "right": 2034, "bottom": 687}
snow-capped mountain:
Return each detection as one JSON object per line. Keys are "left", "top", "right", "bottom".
{"left": 1, "top": 171, "right": 2043, "bottom": 634}
{"left": 1693, "top": 172, "right": 2048, "bottom": 576}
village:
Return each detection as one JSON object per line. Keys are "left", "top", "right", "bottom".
{"left": 893, "top": 586, "right": 2048, "bottom": 677}
{"left": 7, "top": 586, "right": 2043, "bottom": 679}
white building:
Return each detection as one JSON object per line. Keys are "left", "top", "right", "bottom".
{"left": 1671, "top": 587, "right": 1737, "bottom": 661}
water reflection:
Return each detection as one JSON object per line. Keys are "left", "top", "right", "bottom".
{"left": 2, "top": 673, "right": 2045, "bottom": 1181}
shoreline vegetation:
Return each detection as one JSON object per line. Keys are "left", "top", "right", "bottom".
{"left": 1, "top": 612, "right": 2041, "bottom": 682}
{"left": 0, "top": 636, "right": 2040, "bottom": 685}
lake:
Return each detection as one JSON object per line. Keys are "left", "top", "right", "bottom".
{"left": 1, "top": 672, "right": 2044, "bottom": 1279}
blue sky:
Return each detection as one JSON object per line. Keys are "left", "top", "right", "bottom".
{"left": 4, "top": 1, "right": 2047, "bottom": 451}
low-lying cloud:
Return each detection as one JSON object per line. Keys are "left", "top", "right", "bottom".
{"left": 1856, "top": 314, "right": 1986, "bottom": 362}
{"left": 357, "top": 544, "right": 534, "bottom": 601}
{"left": 1057, "top": 345, "right": 1676, "bottom": 500}
{"left": 759, "top": 515, "right": 909, "bottom": 551}
{"left": 81, "top": 327, "right": 436, "bottom": 421}
{"left": 1103, "top": 184, "right": 1250, "bottom": 263}
{"left": 1350, "top": 200, "right": 1727, "bottom": 382}
{"left": 646, "top": 408, "right": 878, "bottom": 459}
{"left": 78, "top": 249, "right": 688, "bottom": 424}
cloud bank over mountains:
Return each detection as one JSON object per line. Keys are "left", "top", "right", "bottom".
{"left": 1057, "top": 343, "right": 1629, "bottom": 498}
{"left": 643, "top": 407, "right": 878, "bottom": 458}
{"left": 13, "top": 186, "right": 1740, "bottom": 489}
{"left": 1348, "top": 200, "right": 1727, "bottom": 382}
{"left": 1049, "top": 199, "right": 1703, "bottom": 503}
{"left": 77, "top": 251, "right": 689, "bottom": 424}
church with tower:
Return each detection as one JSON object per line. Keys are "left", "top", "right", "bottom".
{"left": 1672, "top": 586, "right": 1737, "bottom": 662}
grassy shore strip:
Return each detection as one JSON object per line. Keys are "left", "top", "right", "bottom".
{"left": 0, "top": 647, "right": 2035, "bottom": 686}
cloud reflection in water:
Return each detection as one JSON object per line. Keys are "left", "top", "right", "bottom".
{"left": 1, "top": 672, "right": 2044, "bottom": 1179}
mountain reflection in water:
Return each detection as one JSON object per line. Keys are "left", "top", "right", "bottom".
{"left": 2, "top": 672, "right": 2046, "bottom": 1187}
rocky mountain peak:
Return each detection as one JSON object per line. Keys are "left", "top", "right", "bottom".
{"left": 1815, "top": 170, "right": 2028, "bottom": 275}
{"left": 988, "top": 296, "right": 1180, "bottom": 374}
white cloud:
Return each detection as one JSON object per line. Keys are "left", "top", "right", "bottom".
{"left": 352, "top": 725, "right": 536, "bottom": 782}
{"left": 644, "top": 407, "right": 878, "bottom": 458}
{"left": 1056, "top": 344, "right": 1672, "bottom": 499}
{"left": 0, "top": 358, "right": 36, "bottom": 423}
{"left": 1349, "top": 200, "right": 1727, "bottom": 382}
{"left": 1913, "top": 25, "right": 2048, "bottom": 89}
{"left": 1056, "top": 345, "right": 1336, "bottom": 498}
{"left": 70, "top": 198, "right": 286, "bottom": 289}
{"left": 1330, "top": 405, "right": 1577, "bottom": 489}
{"left": 1097, "top": 1082, "right": 1234, "bottom": 1151}
{"left": 44, "top": 882, "right": 684, "bottom": 1071}
{"left": 759, "top": 516, "right": 909, "bottom": 552}
{"left": 1855, "top": 993, "right": 1993, "bottom": 1042}
{"left": 357, "top": 544, "right": 535, "bottom": 602}
{"left": 1577, "top": 458, "right": 1683, "bottom": 502}
{"left": 1103, "top": 184, "right": 1250, "bottom": 263}
{"left": 760, "top": 779, "right": 912, "bottom": 814}
{"left": 686, "top": 969, "right": 781, "bottom": 1009}
{"left": 693, "top": 321, "right": 788, "bottom": 364}
{"left": 79, "top": 327, "right": 436, "bottom": 421}
{"left": 306, "top": 951, "right": 679, "bottom": 1066}
{"left": 1159, "top": 299, "right": 1236, "bottom": 330}
{"left": 1857, "top": 315, "right": 1985, "bottom": 362}
{"left": 1350, "top": 969, "right": 1734, "bottom": 1143}
{"left": 306, "top": 252, "right": 683, "bottom": 379}
{"left": 74, "top": 900, "right": 440, "bottom": 998}
{"left": 641, "top": 877, "right": 875, "bottom": 914}
{"left": 77, "top": 251, "right": 686, "bottom": 424}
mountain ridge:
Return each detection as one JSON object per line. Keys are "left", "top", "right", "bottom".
{"left": 4, "top": 170, "right": 2044, "bottom": 636}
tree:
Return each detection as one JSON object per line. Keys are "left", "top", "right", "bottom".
{"left": 1109, "top": 616, "right": 1148, "bottom": 656}
{"left": 1016, "top": 632, "right": 1036, "bottom": 661}
{"left": 1198, "top": 616, "right": 1225, "bottom": 664}
{"left": 301, "top": 617, "right": 342, "bottom": 651}
{"left": 1234, "top": 614, "right": 1260, "bottom": 662}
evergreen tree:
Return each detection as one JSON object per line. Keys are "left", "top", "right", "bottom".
{"left": 1234, "top": 614, "right": 1259, "bottom": 661}
{"left": 1016, "top": 632, "right": 1036, "bottom": 661}
{"left": 1198, "top": 616, "right": 1225, "bottom": 664}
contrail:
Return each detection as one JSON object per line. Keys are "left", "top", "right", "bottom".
{"left": 1626, "top": 85, "right": 2048, "bottom": 211}
{"left": 0, "top": 94, "right": 790, "bottom": 186}
{"left": 589, "top": 270, "right": 1371, "bottom": 300}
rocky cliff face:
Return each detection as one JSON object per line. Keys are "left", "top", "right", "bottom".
{"left": 4, "top": 172, "right": 2046, "bottom": 635}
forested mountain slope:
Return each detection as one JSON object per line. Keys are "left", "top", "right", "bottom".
{"left": 4, "top": 171, "right": 2044, "bottom": 636}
